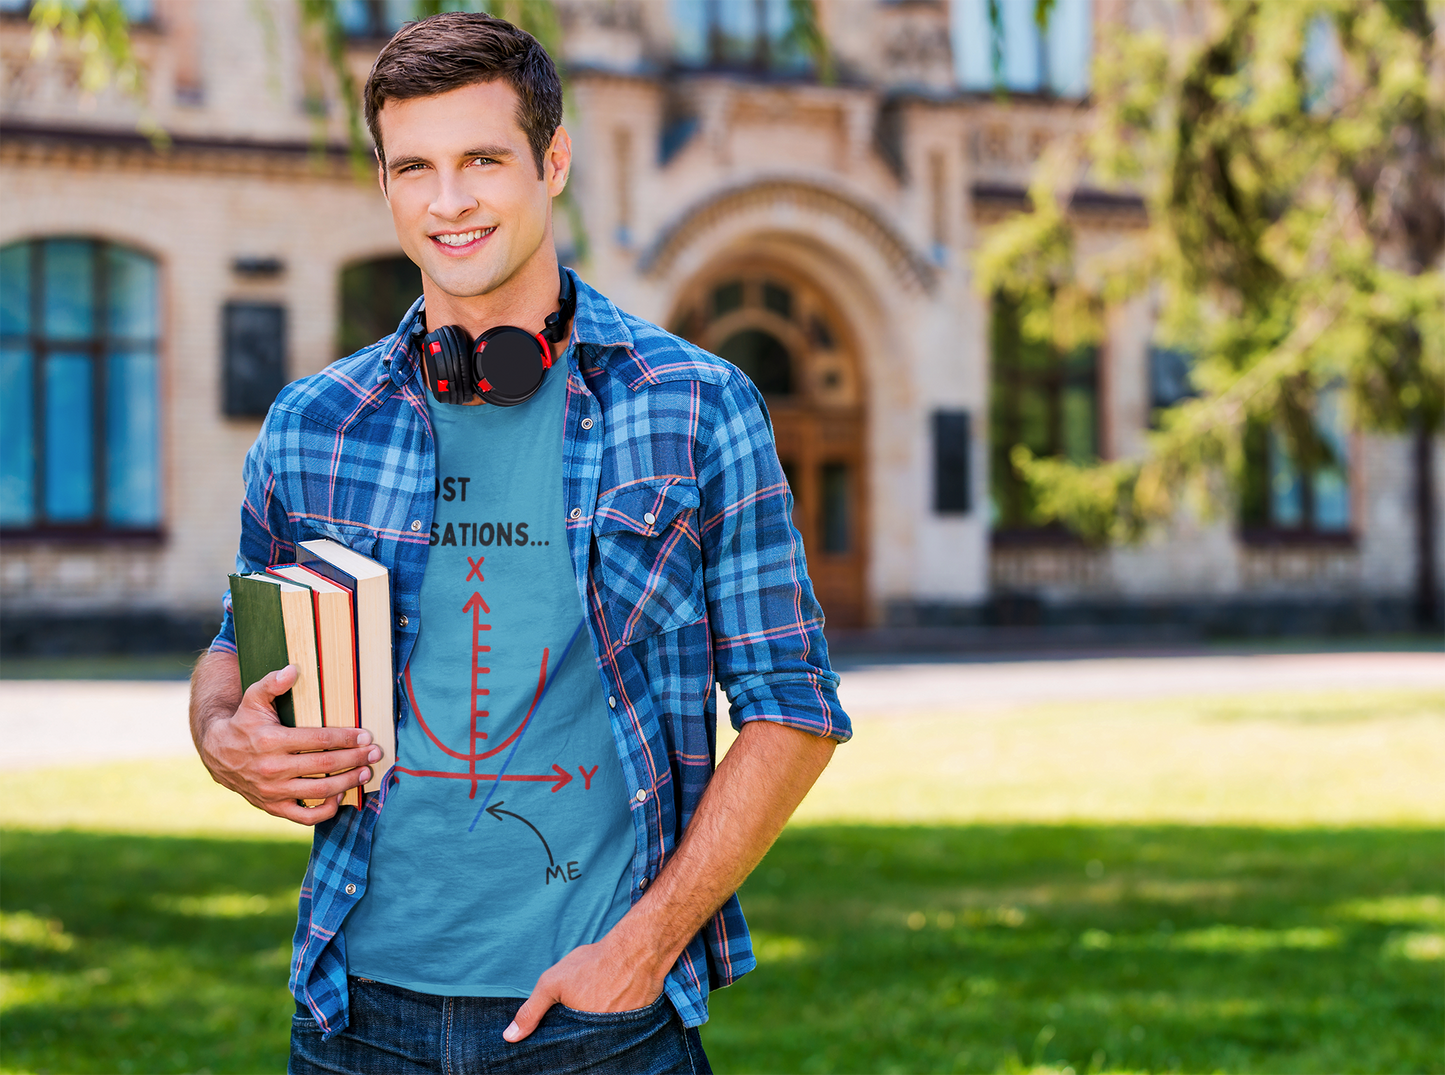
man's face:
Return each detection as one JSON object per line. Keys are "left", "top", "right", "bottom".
{"left": 376, "top": 80, "right": 568, "bottom": 308}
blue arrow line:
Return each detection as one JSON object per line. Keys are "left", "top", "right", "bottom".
{"left": 468, "top": 617, "right": 587, "bottom": 833}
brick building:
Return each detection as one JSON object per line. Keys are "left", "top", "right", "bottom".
{"left": 1, "top": 0, "right": 1439, "bottom": 653}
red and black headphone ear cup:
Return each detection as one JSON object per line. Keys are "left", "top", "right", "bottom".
{"left": 472, "top": 326, "right": 550, "bottom": 407}
{"left": 423, "top": 325, "right": 474, "bottom": 404}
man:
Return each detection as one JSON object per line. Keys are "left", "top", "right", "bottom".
{"left": 189, "top": 12, "right": 850, "bottom": 1074}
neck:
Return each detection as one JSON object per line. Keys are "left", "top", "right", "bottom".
{"left": 422, "top": 242, "right": 563, "bottom": 344}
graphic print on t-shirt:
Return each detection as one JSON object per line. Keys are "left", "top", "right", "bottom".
{"left": 343, "top": 363, "right": 635, "bottom": 997}
{"left": 398, "top": 528, "right": 594, "bottom": 882}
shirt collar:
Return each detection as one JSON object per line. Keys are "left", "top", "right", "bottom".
{"left": 382, "top": 294, "right": 427, "bottom": 389}
{"left": 382, "top": 268, "right": 633, "bottom": 390}
{"left": 566, "top": 269, "right": 634, "bottom": 351}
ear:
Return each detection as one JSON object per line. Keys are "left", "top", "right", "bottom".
{"left": 375, "top": 150, "right": 388, "bottom": 201}
{"left": 545, "top": 126, "right": 572, "bottom": 198}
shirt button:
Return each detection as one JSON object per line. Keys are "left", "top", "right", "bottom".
{"left": 411, "top": 520, "right": 422, "bottom": 532}
{"left": 643, "top": 512, "right": 656, "bottom": 526}
{"left": 608, "top": 695, "right": 617, "bottom": 709}
{"left": 345, "top": 883, "right": 356, "bottom": 895}
{"left": 397, "top": 614, "right": 409, "bottom": 628}
{"left": 570, "top": 507, "right": 582, "bottom": 520}
{"left": 638, "top": 877, "right": 648, "bottom": 890}
{"left": 580, "top": 417, "right": 593, "bottom": 430}
{"left": 635, "top": 788, "right": 648, "bottom": 803}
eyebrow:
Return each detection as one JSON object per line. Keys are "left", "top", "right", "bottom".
{"left": 459, "top": 145, "right": 516, "bottom": 161}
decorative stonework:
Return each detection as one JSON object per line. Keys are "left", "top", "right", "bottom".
{"left": 970, "top": 181, "right": 1148, "bottom": 227}
{"left": 638, "top": 177, "right": 938, "bottom": 294}
{"left": 990, "top": 545, "right": 1113, "bottom": 594}
{"left": 0, "top": 121, "right": 355, "bottom": 180}
{"left": 1240, "top": 544, "right": 1363, "bottom": 592}
{"left": 1, "top": 543, "right": 165, "bottom": 612}
{"left": 878, "top": 5, "right": 954, "bottom": 91}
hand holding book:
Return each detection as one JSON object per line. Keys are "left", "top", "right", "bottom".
{"left": 193, "top": 660, "right": 383, "bottom": 822}
{"left": 220, "top": 542, "right": 393, "bottom": 816}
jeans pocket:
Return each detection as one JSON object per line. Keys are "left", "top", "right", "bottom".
{"left": 554, "top": 992, "right": 670, "bottom": 1024}
{"left": 290, "top": 1014, "right": 321, "bottom": 1034}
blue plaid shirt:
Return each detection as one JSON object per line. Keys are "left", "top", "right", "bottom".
{"left": 210, "top": 271, "right": 851, "bottom": 1038}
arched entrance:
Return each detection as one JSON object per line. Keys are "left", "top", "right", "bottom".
{"left": 670, "top": 261, "right": 868, "bottom": 628}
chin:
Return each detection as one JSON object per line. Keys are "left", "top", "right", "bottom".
{"left": 427, "top": 265, "right": 506, "bottom": 300}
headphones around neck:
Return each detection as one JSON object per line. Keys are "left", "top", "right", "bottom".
{"left": 422, "top": 268, "right": 577, "bottom": 407}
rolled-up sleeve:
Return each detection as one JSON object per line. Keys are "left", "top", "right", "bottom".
{"left": 697, "top": 370, "right": 851, "bottom": 743}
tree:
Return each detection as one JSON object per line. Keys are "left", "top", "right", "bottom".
{"left": 976, "top": 0, "right": 1445, "bottom": 625}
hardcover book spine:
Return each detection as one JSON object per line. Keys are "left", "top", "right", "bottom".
{"left": 229, "top": 573, "right": 297, "bottom": 727}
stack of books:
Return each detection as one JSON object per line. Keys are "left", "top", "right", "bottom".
{"left": 229, "top": 539, "right": 395, "bottom": 808}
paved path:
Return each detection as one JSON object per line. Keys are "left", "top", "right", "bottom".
{"left": 1, "top": 680, "right": 194, "bottom": 770}
{"left": 2, "top": 651, "right": 1441, "bottom": 770}
{"left": 835, "top": 650, "right": 1445, "bottom": 714}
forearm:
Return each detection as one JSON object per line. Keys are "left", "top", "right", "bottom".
{"left": 189, "top": 649, "right": 243, "bottom": 753}
{"left": 612, "top": 719, "right": 836, "bottom": 974}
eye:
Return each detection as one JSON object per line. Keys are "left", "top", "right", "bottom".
{"left": 397, "top": 162, "right": 426, "bottom": 174}
{"left": 469, "top": 156, "right": 498, "bottom": 167}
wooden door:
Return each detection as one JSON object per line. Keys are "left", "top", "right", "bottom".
{"left": 671, "top": 267, "right": 868, "bottom": 628}
{"left": 771, "top": 405, "right": 867, "bottom": 628}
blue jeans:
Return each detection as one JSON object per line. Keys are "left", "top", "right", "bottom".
{"left": 288, "top": 978, "right": 712, "bottom": 1075}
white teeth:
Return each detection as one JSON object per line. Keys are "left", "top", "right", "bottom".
{"left": 435, "top": 228, "right": 491, "bottom": 247}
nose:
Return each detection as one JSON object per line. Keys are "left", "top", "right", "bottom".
{"left": 429, "top": 168, "right": 479, "bottom": 222}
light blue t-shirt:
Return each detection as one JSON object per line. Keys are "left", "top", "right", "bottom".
{"left": 344, "top": 359, "right": 635, "bottom": 997}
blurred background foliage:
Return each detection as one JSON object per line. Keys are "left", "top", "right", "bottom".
{"left": 974, "top": 0, "right": 1444, "bottom": 550}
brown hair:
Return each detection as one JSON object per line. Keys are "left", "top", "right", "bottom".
{"left": 363, "top": 12, "right": 562, "bottom": 179}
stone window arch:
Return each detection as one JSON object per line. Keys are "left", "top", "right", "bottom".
{"left": 0, "top": 237, "right": 161, "bottom": 534}
{"left": 669, "top": 267, "right": 859, "bottom": 409}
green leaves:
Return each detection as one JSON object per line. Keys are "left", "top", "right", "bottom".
{"left": 29, "top": 0, "right": 142, "bottom": 98}
{"left": 975, "top": 0, "right": 1445, "bottom": 540}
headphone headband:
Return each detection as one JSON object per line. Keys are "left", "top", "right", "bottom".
{"left": 421, "top": 267, "right": 576, "bottom": 407}
{"left": 541, "top": 268, "right": 576, "bottom": 346}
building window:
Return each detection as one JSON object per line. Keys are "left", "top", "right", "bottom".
{"left": 338, "top": 255, "right": 422, "bottom": 359}
{"left": 718, "top": 327, "right": 794, "bottom": 396}
{"left": 675, "top": 276, "right": 801, "bottom": 397}
{"left": 933, "top": 410, "right": 972, "bottom": 515}
{"left": 671, "top": 0, "right": 811, "bottom": 72}
{"left": 952, "top": 0, "right": 1092, "bottom": 97}
{"left": 1241, "top": 387, "right": 1352, "bottom": 540}
{"left": 989, "top": 292, "right": 1098, "bottom": 533}
{"left": 337, "top": 0, "right": 481, "bottom": 38}
{"left": 223, "top": 303, "right": 287, "bottom": 418}
{"left": 0, "top": 238, "right": 161, "bottom": 533}
{"left": 1149, "top": 344, "right": 1197, "bottom": 419}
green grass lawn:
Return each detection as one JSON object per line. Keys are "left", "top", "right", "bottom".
{"left": 3, "top": 687, "right": 1442, "bottom": 1073}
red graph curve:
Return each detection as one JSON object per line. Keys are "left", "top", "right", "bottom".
{"left": 403, "top": 649, "right": 551, "bottom": 797}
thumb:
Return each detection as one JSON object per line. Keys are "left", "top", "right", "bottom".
{"left": 241, "top": 664, "right": 298, "bottom": 712}
{"left": 503, "top": 985, "right": 556, "bottom": 1043}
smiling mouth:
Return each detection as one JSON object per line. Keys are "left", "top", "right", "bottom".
{"left": 432, "top": 227, "right": 496, "bottom": 248}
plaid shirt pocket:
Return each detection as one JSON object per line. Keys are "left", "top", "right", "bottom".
{"left": 594, "top": 480, "right": 704, "bottom": 644}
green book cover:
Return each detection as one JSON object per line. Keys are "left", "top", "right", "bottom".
{"left": 229, "top": 572, "right": 297, "bottom": 727}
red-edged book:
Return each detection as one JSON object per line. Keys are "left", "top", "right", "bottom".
{"left": 267, "top": 563, "right": 363, "bottom": 810}
{"left": 295, "top": 539, "right": 394, "bottom": 797}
